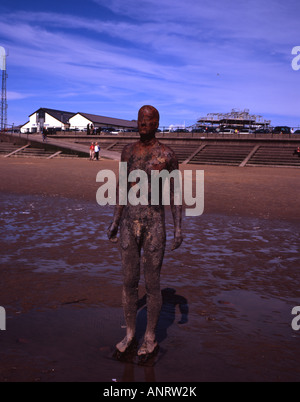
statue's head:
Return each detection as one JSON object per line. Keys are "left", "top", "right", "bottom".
{"left": 138, "top": 105, "right": 159, "bottom": 140}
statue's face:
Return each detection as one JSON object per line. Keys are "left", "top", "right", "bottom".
{"left": 138, "top": 107, "right": 159, "bottom": 138}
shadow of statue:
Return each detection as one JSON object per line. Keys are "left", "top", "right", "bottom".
{"left": 135, "top": 287, "right": 189, "bottom": 344}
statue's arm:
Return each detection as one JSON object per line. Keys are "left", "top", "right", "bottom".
{"left": 107, "top": 147, "right": 129, "bottom": 242}
{"left": 169, "top": 153, "right": 183, "bottom": 250}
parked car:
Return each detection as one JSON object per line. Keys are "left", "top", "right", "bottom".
{"left": 123, "top": 128, "right": 138, "bottom": 133}
{"left": 255, "top": 128, "right": 272, "bottom": 134}
{"left": 294, "top": 129, "right": 300, "bottom": 134}
{"left": 111, "top": 128, "right": 124, "bottom": 134}
{"left": 223, "top": 128, "right": 235, "bottom": 133}
{"left": 273, "top": 126, "right": 291, "bottom": 134}
{"left": 192, "top": 128, "right": 205, "bottom": 133}
{"left": 174, "top": 128, "right": 189, "bottom": 133}
{"left": 101, "top": 127, "right": 114, "bottom": 133}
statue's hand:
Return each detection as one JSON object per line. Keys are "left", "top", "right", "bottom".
{"left": 171, "top": 228, "right": 183, "bottom": 251}
{"left": 107, "top": 221, "right": 119, "bottom": 243}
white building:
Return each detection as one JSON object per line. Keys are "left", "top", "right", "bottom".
{"left": 69, "top": 112, "right": 137, "bottom": 131}
{"left": 21, "top": 108, "right": 137, "bottom": 133}
{"left": 21, "top": 108, "right": 74, "bottom": 133}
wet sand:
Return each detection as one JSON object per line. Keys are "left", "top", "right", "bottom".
{"left": 0, "top": 157, "right": 300, "bottom": 382}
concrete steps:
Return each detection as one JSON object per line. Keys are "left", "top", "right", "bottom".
{"left": 189, "top": 144, "right": 254, "bottom": 165}
{"left": 56, "top": 153, "right": 79, "bottom": 158}
{"left": 102, "top": 142, "right": 126, "bottom": 153}
{"left": 0, "top": 142, "right": 21, "bottom": 155}
{"left": 247, "top": 146, "right": 300, "bottom": 166}
{"left": 166, "top": 144, "right": 199, "bottom": 163}
{"left": 71, "top": 142, "right": 300, "bottom": 167}
{"left": 10, "top": 146, "right": 55, "bottom": 158}
{"left": 2, "top": 136, "right": 300, "bottom": 167}
{"left": 0, "top": 141, "right": 79, "bottom": 159}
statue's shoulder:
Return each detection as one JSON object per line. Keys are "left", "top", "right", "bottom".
{"left": 158, "top": 141, "right": 177, "bottom": 159}
{"left": 123, "top": 141, "right": 136, "bottom": 151}
{"left": 121, "top": 141, "right": 137, "bottom": 161}
{"left": 155, "top": 141, "right": 178, "bottom": 170}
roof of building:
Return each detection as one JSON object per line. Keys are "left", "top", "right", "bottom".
{"left": 72, "top": 112, "right": 137, "bottom": 128}
{"left": 29, "top": 108, "right": 75, "bottom": 124}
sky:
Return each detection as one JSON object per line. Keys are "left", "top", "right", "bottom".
{"left": 0, "top": 0, "right": 299, "bottom": 128}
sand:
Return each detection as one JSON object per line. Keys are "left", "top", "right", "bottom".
{"left": 0, "top": 157, "right": 299, "bottom": 221}
{"left": 0, "top": 157, "right": 300, "bottom": 383}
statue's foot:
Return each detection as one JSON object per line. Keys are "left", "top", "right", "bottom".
{"left": 116, "top": 335, "right": 136, "bottom": 353}
{"left": 137, "top": 339, "right": 158, "bottom": 356}
{"left": 137, "top": 339, "right": 159, "bottom": 365}
{"left": 113, "top": 336, "right": 138, "bottom": 362}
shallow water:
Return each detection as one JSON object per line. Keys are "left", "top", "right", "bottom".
{"left": 1, "top": 192, "right": 300, "bottom": 381}
{"left": 1, "top": 191, "right": 300, "bottom": 310}
{"left": 1, "top": 192, "right": 299, "bottom": 280}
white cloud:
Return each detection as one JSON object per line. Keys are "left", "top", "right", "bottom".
{"left": 1, "top": 1, "right": 300, "bottom": 126}
{"left": 7, "top": 91, "right": 32, "bottom": 100}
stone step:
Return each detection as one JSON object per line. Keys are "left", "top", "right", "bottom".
{"left": 248, "top": 160, "right": 300, "bottom": 165}
{"left": 188, "top": 160, "right": 239, "bottom": 166}
{"left": 190, "top": 145, "right": 255, "bottom": 165}
{"left": 0, "top": 145, "right": 20, "bottom": 153}
{"left": 56, "top": 153, "right": 79, "bottom": 158}
{"left": 12, "top": 152, "right": 54, "bottom": 157}
{"left": 247, "top": 146, "right": 300, "bottom": 166}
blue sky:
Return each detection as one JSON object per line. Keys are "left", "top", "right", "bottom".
{"left": 0, "top": 0, "right": 299, "bottom": 128}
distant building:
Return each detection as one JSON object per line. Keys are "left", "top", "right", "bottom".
{"left": 69, "top": 112, "right": 137, "bottom": 131}
{"left": 21, "top": 108, "right": 74, "bottom": 133}
{"left": 20, "top": 108, "right": 137, "bottom": 133}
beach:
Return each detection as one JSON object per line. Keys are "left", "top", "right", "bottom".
{"left": 0, "top": 157, "right": 299, "bottom": 221}
{"left": 0, "top": 157, "right": 300, "bottom": 382}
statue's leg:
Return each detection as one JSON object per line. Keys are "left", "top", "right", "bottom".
{"left": 138, "top": 224, "right": 166, "bottom": 356}
{"left": 116, "top": 223, "right": 141, "bottom": 353}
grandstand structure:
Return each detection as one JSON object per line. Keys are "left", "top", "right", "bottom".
{"left": 195, "top": 109, "right": 271, "bottom": 131}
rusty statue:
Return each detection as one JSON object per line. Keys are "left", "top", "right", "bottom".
{"left": 107, "top": 105, "right": 183, "bottom": 361}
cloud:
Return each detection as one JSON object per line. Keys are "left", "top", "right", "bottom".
{"left": 1, "top": 1, "right": 300, "bottom": 126}
{"left": 7, "top": 91, "right": 33, "bottom": 100}
{"left": 93, "top": 0, "right": 299, "bottom": 42}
